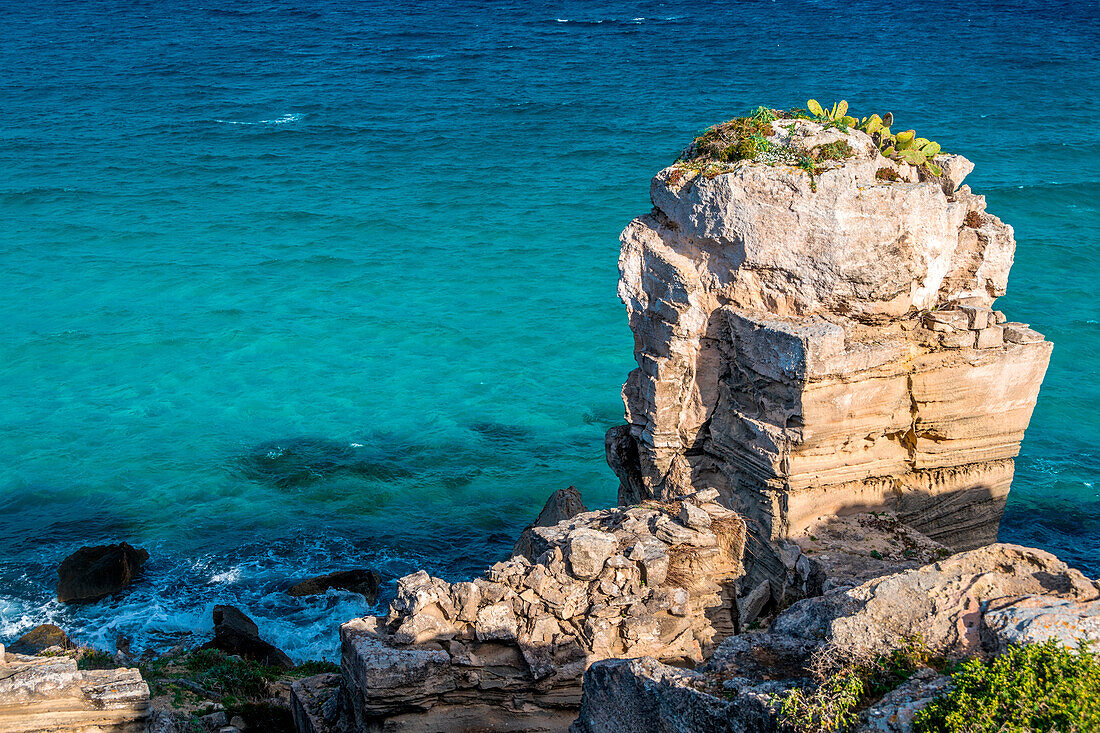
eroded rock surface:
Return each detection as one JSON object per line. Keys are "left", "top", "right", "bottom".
{"left": 338, "top": 491, "right": 746, "bottom": 732}
{"left": 0, "top": 649, "right": 149, "bottom": 732}
{"left": 514, "top": 487, "right": 589, "bottom": 560}
{"left": 773, "top": 543, "right": 1100, "bottom": 659}
{"left": 607, "top": 119, "right": 1051, "bottom": 600}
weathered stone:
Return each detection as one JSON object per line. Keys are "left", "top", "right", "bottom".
{"left": 1003, "top": 322, "right": 1045, "bottom": 344}
{"left": 773, "top": 544, "right": 1100, "bottom": 659}
{"left": 451, "top": 581, "right": 481, "bottom": 623}
{"left": 0, "top": 653, "right": 149, "bottom": 732}
{"left": 957, "top": 304, "right": 991, "bottom": 329}
{"left": 679, "top": 501, "right": 712, "bottom": 531}
{"left": 981, "top": 595, "right": 1100, "bottom": 654}
{"left": 975, "top": 325, "right": 1003, "bottom": 348}
{"left": 856, "top": 669, "right": 950, "bottom": 733}
{"left": 571, "top": 656, "right": 780, "bottom": 733}
{"left": 287, "top": 569, "right": 381, "bottom": 602}
{"left": 475, "top": 602, "right": 518, "bottom": 642}
{"left": 628, "top": 537, "right": 669, "bottom": 586}
{"left": 932, "top": 153, "right": 975, "bottom": 195}
{"left": 607, "top": 127, "right": 1050, "bottom": 599}
{"left": 737, "top": 580, "right": 771, "bottom": 627}
{"left": 565, "top": 528, "right": 618, "bottom": 580}
{"left": 56, "top": 542, "right": 149, "bottom": 603}
{"left": 394, "top": 612, "right": 455, "bottom": 645}
{"left": 791, "top": 512, "right": 951, "bottom": 595}
{"left": 340, "top": 617, "right": 456, "bottom": 724}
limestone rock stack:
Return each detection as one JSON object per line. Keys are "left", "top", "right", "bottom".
{"left": 606, "top": 118, "right": 1051, "bottom": 598}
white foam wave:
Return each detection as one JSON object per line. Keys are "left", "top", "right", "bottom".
{"left": 0, "top": 536, "right": 424, "bottom": 662}
{"left": 215, "top": 113, "right": 305, "bottom": 126}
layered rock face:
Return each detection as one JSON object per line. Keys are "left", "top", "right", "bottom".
{"left": 332, "top": 491, "right": 745, "bottom": 732}
{"left": 608, "top": 119, "right": 1051, "bottom": 597}
{"left": 0, "top": 648, "right": 149, "bottom": 732}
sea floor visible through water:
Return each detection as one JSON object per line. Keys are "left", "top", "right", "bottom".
{"left": 1, "top": 0, "right": 1097, "bottom": 660}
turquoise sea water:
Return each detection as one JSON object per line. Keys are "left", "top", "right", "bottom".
{"left": 1, "top": 1, "right": 1097, "bottom": 660}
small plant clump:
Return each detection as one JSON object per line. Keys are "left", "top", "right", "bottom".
{"left": 913, "top": 640, "right": 1100, "bottom": 733}
{"left": 677, "top": 106, "right": 788, "bottom": 172}
{"left": 875, "top": 167, "right": 900, "bottom": 181}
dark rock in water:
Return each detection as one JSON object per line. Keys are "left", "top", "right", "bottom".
{"left": 239, "top": 437, "right": 411, "bottom": 488}
{"left": 8, "top": 623, "right": 73, "bottom": 655}
{"left": 57, "top": 542, "right": 149, "bottom": 603}
{"left": 287, "top": 569, "right": 381, "bottom": 602}
{"left": 513, "top": 486, "right": 587, "bottom": 559}
{"left": 201, "top": 604, "right": 294, "bottom": 669}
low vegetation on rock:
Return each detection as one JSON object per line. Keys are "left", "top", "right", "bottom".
{"left": 913, "top": 640, "right": 1100, "bottom": 733}
{"left": 674, "top": 99, "right": 945, "bottom": 188}
{"left": 774, "top": 638, "right": 1100, "bottom": 733}
{"left": 137, "top": 648, "right": 336, "bottom": 732}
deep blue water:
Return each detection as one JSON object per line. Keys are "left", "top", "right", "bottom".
{"left": 1, "top": 0, "right": 1097, "bottom": 660}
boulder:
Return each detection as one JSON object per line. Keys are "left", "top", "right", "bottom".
{"left": 56, "top": 542, "right": 149, "bottom": 602}
{"left": 200, "top": 605, "right": 294, "bottom": 669}
{"left": 513, "top": 486, "right": 588, "bottom": 559}
{"left": 287, "top": 569, "right": 381, "bottom": 602}
{"left": 8, "top": 624, "right": 73, "bottom": 655}
{"left": 571, "top": 656, "right": 781, "bottom": 733}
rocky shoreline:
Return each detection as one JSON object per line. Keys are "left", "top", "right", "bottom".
{"left": 4, "top": 104, "right": 1098, "bottom": 732}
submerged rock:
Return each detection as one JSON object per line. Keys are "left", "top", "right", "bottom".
{"left": 287, "top": 569, "right": 381, "bottom": 602}
{"left": 239, "top": 436, "right": 411, "bottom": 488}
{"left": 8, "top": 624, "right": 73, "bottom": 655}
{"left": 200, "top": 604, "right": 294, "bottom": 669}
{"left": 57, "top": 542, "right": 149, "bottom": 603}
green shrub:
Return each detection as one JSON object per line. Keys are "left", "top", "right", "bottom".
{"left": 913, "top": 640, "right": 1100, "bottom": 733}
{"left": 178, "top": 649, "right": 278, "bottom": 703}
{"left": 776, "top": 638, "right": 937, "bottom": 733}
{"left": 778, "top": 665, "right": 865, "bottom": 733}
